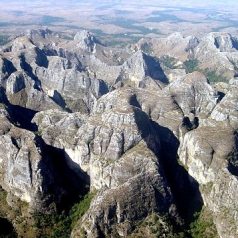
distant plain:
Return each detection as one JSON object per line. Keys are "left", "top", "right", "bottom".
{"left": 0, "top": 0, "right": 238, "bottom": 45}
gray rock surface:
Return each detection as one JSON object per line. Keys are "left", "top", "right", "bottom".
{"left": 0, "top": 29, "right": 238, "bottom": 238}
{"left": 72, "top": 142, "right": 175, "bottom": 237}
{"left": 74, "top": 30, "right": 97, "bottom": 53}
{"left": 178, "top": 85, "right": 238, "bottom": 237}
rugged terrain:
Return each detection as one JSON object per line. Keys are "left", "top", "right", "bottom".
{"left": 0, "top": 29, "right": 237, "bottom": 238}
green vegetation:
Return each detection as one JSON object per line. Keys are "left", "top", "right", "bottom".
{"left": 0, "top": 103, "right": 5, "bottom": 109}
{"left": 0, "top": 187, "right": 8, "bottom": 217}
{"left": 202, "top": 68, "right": 227, "bottom": 83}
{"left": 34, "top": 130, "right": 42, "bottom": 136}
{"left": 0, "top": 187, "right": 20, "bottom": 237}
{"left": 0, "top": 186, "right": 94, "bottom": 238}
{"left": 129, "top": 213, "right": 176, "bottom": 238}
{"left": 0, "top": 35, "right": 9, "bottom": 45}
{"left": 129, "top": 206, "right": 218, "bottom": 238}
{"left": 140, "top": 43, "right": 153, "bottom": 54}
{"left": 104, "top": 17, "right": 159, "bottom": 35}
{"left": 33, "top": 193, "right": 94, "bottom": 238}
{"left": 184, "top": 59, "right": 199, "bottom": 73}
{"left": 189, "top": 208, "right": 218, "bottom": 238}
{"left": 160, "top": 55, "right": 180, "bottom": 69}
{"left": 201, "top": 182, "right": 214, "bottom": 195}
{"left": 183, "top": 59, "right": 227, "bottom": 83}
{"left": 40, "top": 15, "right": 65, "bottom": 25}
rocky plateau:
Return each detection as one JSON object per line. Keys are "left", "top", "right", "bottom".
{"left": 0, "top": 29, "right": 237, "bottom": 238}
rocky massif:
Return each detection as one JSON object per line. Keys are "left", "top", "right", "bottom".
{"left": 0, "top": 29, "right": 237, "bottom": 238}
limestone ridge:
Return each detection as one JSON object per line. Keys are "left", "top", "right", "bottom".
{"left": 0, "top": 29, "right": 237, "bottom": 238}
{"left": 27, "top": 28, "right": 55, "bottom": 40}
{"left": 120, "top": 50, "right": 168, "bottom": 87}
{"left": 137, "top": 32, "right": 238, "bottom": 80}
{"left": 74, "top": 30, "right": 99, "bottom": 53}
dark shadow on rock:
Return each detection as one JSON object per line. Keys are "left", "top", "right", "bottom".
{"left": 193, "top": 117, "right": 199, "bottom": 129}
{"left": 19, "top": 54, "right": 42, "bottom": 90}
{"left": 228, "top": 161, "right": 238, "bottom": 176}
{"left": 98, "top": 79, "right": 109, "bottom": 96}
{"left": 217, "top": 91, "right": 225, "bottom": 102}
{"left": 133, "top": 108, "right": 158, "bottom": 152}
{"left": 6, "top": 105, "right": 38, "bottom": 131}
{"left": 0, "top": 217, "right": 17, "bottom": 238}
{"left": 1, "top": 58, "right": 17, "bottom": 80}
{"left": 0, "top": 87, "right": 38, "bottom": 131}
{"left": 228, "top": 131, "right": 238, "bottom": 176}
{"left": 182, "top": 116, "right": 199, "bottom": 131}
{"left": 182, "top": 117, "right": 193, "bottom": 129}
{"left": 133, "top": 108, "right": 203, "bottom": 229}
{"left": 49, "top": 90, "right": 72, "bottom": 113}
{"left": 231, "top": 37, "right": 238, "bottom": 50}
{"left": 42, "top": 46, "right": 58, "bottom": 57}
{"left": 143, "top": 54, "right": 169, "bottom": 84}
{"left": 34, "top": 136, "right": 90, "bottom": 212}
{"left": 214, "top": 38, "right": 220, "bottom": 50}
{"left": 129, "top": 94, "right": 141, "bottom": 109}
{"left": 153, "top": 122, "right": 203, "bottom": 225}
{"left": 35, "top": 48, "right": 49, "bottom": 68}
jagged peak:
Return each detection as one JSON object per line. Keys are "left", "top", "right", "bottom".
{"left": 125, "top": 49, "right": 146, "bottom": 65}
{"left": 73, "top": 30, "right": 99, "bottom": 52}
{"left": 74, "top": 30, "right": 94, "bottom": 41}
{"left": 203, "top": 32, "right": 238, "bottom": 51}
{"left": 26, "top": 28, "right": 54, "bottom": 39}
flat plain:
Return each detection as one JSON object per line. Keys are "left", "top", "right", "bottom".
{"left": 0, "top": 0, "right": 238, "bottom": 45}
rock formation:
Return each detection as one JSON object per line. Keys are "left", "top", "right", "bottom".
{"left": 0, "top": 29, "right": 237, "bottom": 238}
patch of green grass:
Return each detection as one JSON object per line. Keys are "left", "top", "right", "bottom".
{"left": 184, "top": 59, "right": 199, "bottom": 73}
{"left": 0, "top": 187, "right": 8, "bottom": 217}
{"left": 0, "top": 187, "right": 94, "bottom": 238}
{"left": 33, "top": 193, "right": 95, "bottom": 238}
{"left": 202, "top": 68, "right": 227, "bottom": 83}
{"left": 0, "top": 188, "right": 18, "bottom": 237}
{"left": 160, "top": 55, "right": 179, "bottom": 69}
{"left": 0, "top": 103, "right": 5, "bottom": 109}
{"left": 183, "top": 59, "right": 228, "bottom": 83}
{"left": 34, "top": 130, "right": 42, "bottom": 136}
{"left": 140, "top": 42, "right": 153, "bottom": 54}
{"left": 40, "top": 15, "right": 65, "bottom": 25}
{"left": 129, "top": 205, "right": 218, "bottom": 238}
{"left": 0, "top": 35, "right": 9, "bottom": 45}
{"left": 129, "top": 213, "right": 176, "bottom": 238}
{"left": 201, "top": 182, "right": 214, "bottom": 195}
{"left": 69, "top": 193, "right": 94, "bottom": 228}
{"left": 189, "top": 208, "right": 218, "bottom": 238}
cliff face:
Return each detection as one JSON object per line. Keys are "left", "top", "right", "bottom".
{"left": 0, "top": 29, "right": 237, "bottom": 238}
{"left": 178, "top": 84, "right": 238, "bottom": 238}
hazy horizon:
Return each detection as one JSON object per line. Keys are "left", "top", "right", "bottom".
{"left": 0, "top": 0, "right": 238, "bottom": 45}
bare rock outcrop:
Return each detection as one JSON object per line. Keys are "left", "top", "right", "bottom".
{"left": 178, "top": 85, "right": 238, "bottom": 238}
{"left": 72, "top": 142, "right": 175, "bottom": 238}
{"left": 1, "top": 29, "right": 238, "bottom": 238}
